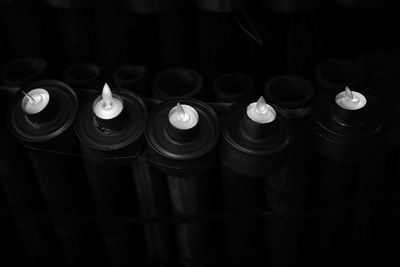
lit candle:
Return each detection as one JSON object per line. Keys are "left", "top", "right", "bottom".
{"left": 168, "top": 102, "right": 199, "bottom": 130}
{"left": 335, "top": 86, "right": 366, "bottom": 110}
{"left": 93, "top": 83, "right": 123, "bottom": 119}
{"left": 21, "top": 88, "right": 50, "bottom": 114}
{"left": 246, "top": 96, "right": 276, "bottom": 123}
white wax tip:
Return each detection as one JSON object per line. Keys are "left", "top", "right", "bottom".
{"left": 21, "top": 88, "right": 50, "bottom": 114}
{"left": 335, "top": 86, "right": 366, "bottom": 110}
{"left": 169, "top": 103, "right": 199, "bottom": 130}
{"left": 246, "top": 96, "right": 276, "bottom": 124}
{"left": 93, "top": 83, "right": 123, "bottom": 119}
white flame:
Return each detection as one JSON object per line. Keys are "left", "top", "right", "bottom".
{"left": 102, "top": 83, "right": 113, "bottom": 108}
{"left": 255, "top": 96, "right": 268, "bottom": 114}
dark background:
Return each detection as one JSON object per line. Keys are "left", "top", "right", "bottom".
{"left": 1, "top": 0, "right": 400, "bottom": 266}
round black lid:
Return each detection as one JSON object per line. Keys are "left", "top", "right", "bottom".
{"left": 222, "top": 101, "right": 292, "bottom": 156}
{"left": 146, "top": 98, "right": 219, "bottom": 161}
{"left": 75, "top": 89, "right": 147, "bottom": 152}
{"left": 8, "top": 79, "right": 77, "bottom": 143}
{"left": 1, "top": 57, "right": 47, "bottom": 87}
{"left": 311, "top": 90, "right": 382, "bottom": 138}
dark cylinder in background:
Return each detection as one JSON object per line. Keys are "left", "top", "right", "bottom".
{"left": 263, "top": 75, "right": 314, "bottom": 266}
{"left": 260, "top": 0, "right": 315, "bottom": 13}
{"left": 219, "top": 98, "right": 292, "bottom": 265}
{"left": 1, "top": 0, "right": 63, "bottom": 68}
{"left": 120, "top": 0, "right": 176, "bottom": 14}
{"left": 7, "top": 79, "right": 105, "bottom": 267}
{"left": 42, "top": 0, "right": 97, "bottom": 8}
{"left": 374, "top": 89, "right": 400, "bottom": 263}
{"left": 151, "top": 68, "right": 204, "bottom": 100}
{"left": 195, "top": 7, "right": 255, "bottom": 98}
{"left": 145, "top": 98, "right": 222, "bottom": 266}
{"left": 335, "top": 0, "right": 381, "bottom": 8}
{"left": 62, "top": 62, "right": 104, "bottom": 99}
{"left": 1, "top": 57, "right": 47, "bottom": 93}
{"left": 113, "top": 65, "right": 149, "bottom": 97}
{"left": 213, "top": 72, "right": 255, "bottom": 102}
{"left": 75, "top": 87, "right": 148, "bottom": 266}
{"left": 157, "top": 5, "right": 196, "bottom": 69}
{"left": 308, "top": 89, "right": 383, "bottom": 266}
{"left": 191, "top": 0, "right": 248, "bottom": 12}
{"left": 359, "top": 50, "right": 400, "bottom": 100}
{"left": 315, "top": 58, "right": 367, "bottom": 92}
{"left": 41, "top": 0, "right": 98, "bottom": 64}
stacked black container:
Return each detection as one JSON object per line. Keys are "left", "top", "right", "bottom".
{"left": 219, "top": 98, "right": 292, "bottom": 265}
{"left": 263, "top": 75, "right": 314, "bottom": 266}
{"left": 146, "top": 99, "right": 222, "bottom": 266}
{"left": 7, "top": 80, "right": 104, "bottom": 266}
{"left": 75, "top": 86, "right": 148, "bottom": 266}
{"left": 308, "top": 88, "right": 383, "bottom": 266}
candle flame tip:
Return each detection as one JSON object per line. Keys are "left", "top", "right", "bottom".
{"left": 102, "top": 82, "right": 113, "bottom": 106}
{"left": 345, "top": 86, "right": 354, "bottom": 99}
{"left": 256, "top": 96, "right": 267, "bottom": 113}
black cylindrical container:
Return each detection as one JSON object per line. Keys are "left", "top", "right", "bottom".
{"left": 52, "top": 5, "right": 98, "bottom": 63}
{"left": 1, "top": 1, "right": 63, "bottom": 63}
{"left": 1, "top": 59, "right": 62, "bottom": 266}
{"left": 42, "top": 0, "right": 97, "bottom": 65}
{"left": 191, "top": 0, "right": 249, "bottom": 12}
{"left": 75, "top": 87, "right": 148, "bottom": 266}
{"left": 62, "top": 62, "right": 104, "bottom": 97}
{"left": 213, "top": 72, "right": 255, "bottom": 102}
{"left": 308, "top": 89, "right": 383, "bottom": 266}
{"left": 376, "top": 89, "right": 400, "bottom": 259}
{"left": 42, "top": 0, "right": 96, "bottom": 8}
{"left": 120, "top": 0, "right": 177, "bottom": 14}
{"left": 157, "top": 5, "right": 196, "bottom": 69}
{"left": 263, "top": 75, "right": 314, "bottom": 265}
{"left": 7, "top": 79, "right": 105, "bottom": 266}
{"left": 261, "top": 0, "right": 315, "bottom": 13}
{"left": 146, "top": 99, "right": 222, "bottom": 266}
{"left": 335, "top": 0, "right": 380, "bottom": 8}
{"left": 220, "top": 99, "right": 292, "bottom": 265}
{"left": 112, "top": 65, "right": 149, "bottom": 97}
{"left": 1, "top": 57, "right": 47, "bottom": 89}
{"left": 315, "top": 58, "right": 367, "bottom": 92}
{"left": 151, "top": 68, "right": 204, "bottom": 100}
{"left": 359, "top": 50, "right": 400, "bottom": 100}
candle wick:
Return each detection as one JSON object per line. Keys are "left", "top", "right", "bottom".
{"left": 23, "top": 91, "right": 36, "bottom": 103}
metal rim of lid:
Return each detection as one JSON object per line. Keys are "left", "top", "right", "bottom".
{"left": 145, "top": 98, "right": 219, "bottom": 161}
{"left": 214, "top": 72, "right": 255, "bottom": 102}
{"left": 1, "top": 57, "right": 47, "bottom": 86}
{"left": 113, "top": 65, "right": 147, "bottom": 83}
{"left": 221, "top": 100, "right": 292, "bottom": 156}
{"left": 7, "top": 79, "right": 78, "bottom": 142}
{"left": 315, "top": 58, "right": 367, "bottom": 90}
{"left": 151, "top": 67, "right": 203, "bottom": 100}
{"left": 62, "top": 62, "right": 103, "bottom": 86}
{"left": 264, "top": 75, "right": 314, "bottom": 109}
{"left": 359, "top": 50, "right": 400, "bottom": 76}
{"left": 75, "top": 89, "right": 147, "bottom": 152}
